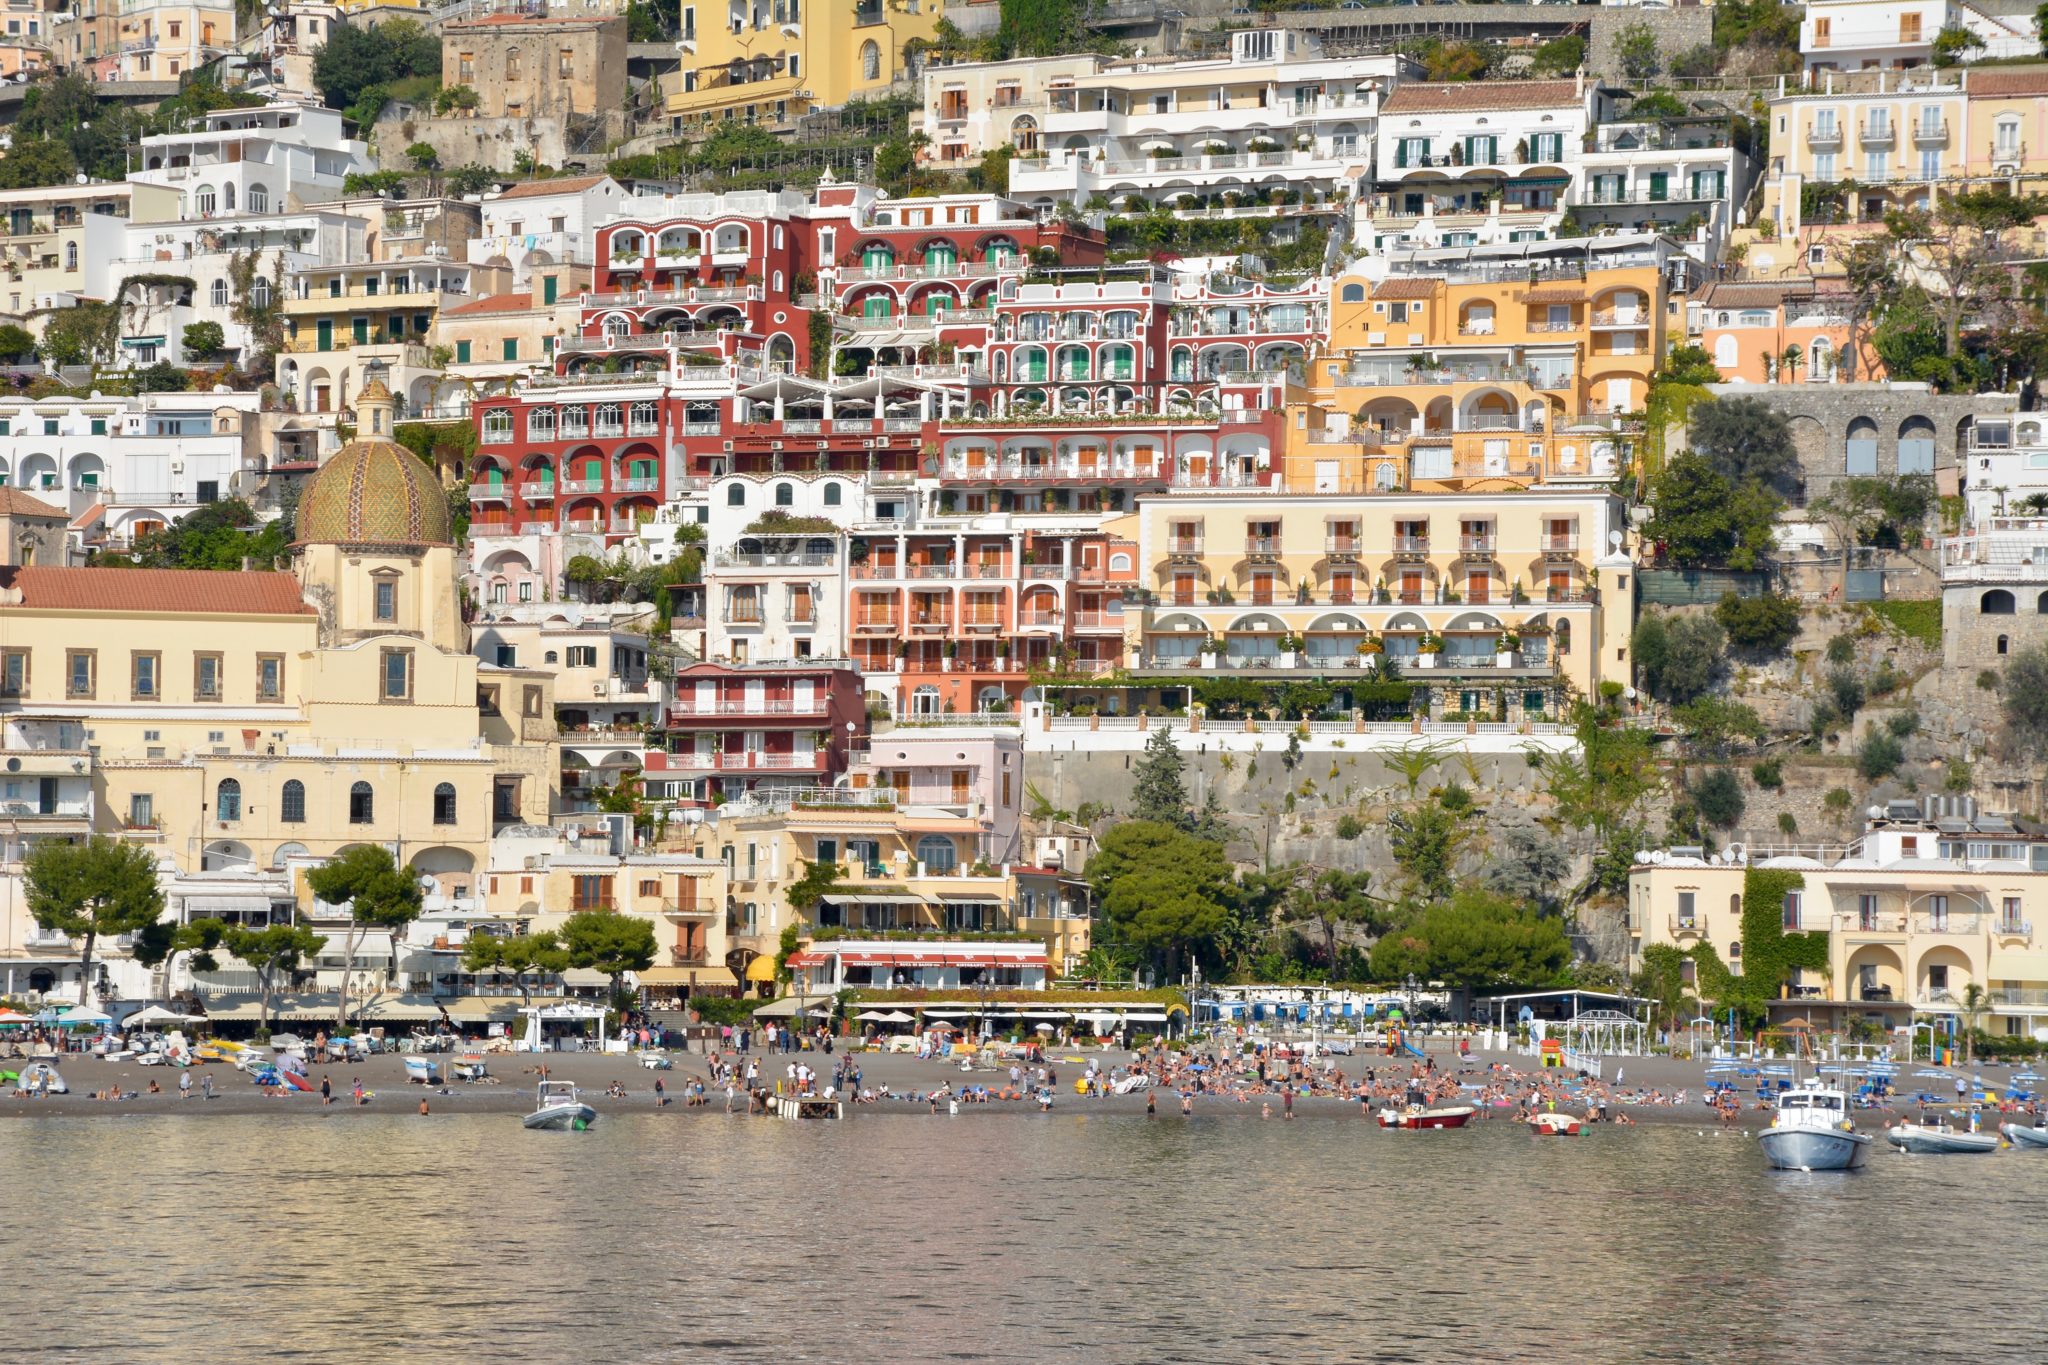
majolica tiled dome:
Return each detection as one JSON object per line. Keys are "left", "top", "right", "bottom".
{"left": 294, "top": 381, "right": 450, "bottom": 548}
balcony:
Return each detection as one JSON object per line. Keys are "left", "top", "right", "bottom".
{"left": 1591, "top": 310, "right": 1647, "bottom": 328}
{"left": 852, "top": 617, "right": 901, "bottom": 634}
{"left": 1668, "top": 916, "right": 1704, "bottom": 938}
{"left": 1541, "top": 534, "right": 1580, "bottom": 555}
{"left": 616, "top": 476, "right": 661, "bottom": 494}
{"left": 1913, "top": 120, "right": 1949, "bottom": 145}
{"left": 469, "top": 484, "right": 510, "bottom": 503}
{"left": 560, "top": 517, "right": 605, "bottom": 534}
{"left": 558, "top": 476, "right": 604, "bottom": 495}
{"left": 1859, "top": 123, "right": 1896, "bottom": 149}
{"left": 1326, "top": 536, "right": 1361, "bottom": 557}
{"left": 1244, "top": 536, "right": 1280, "bottom": 559}
{"left": 1168, "top": 537, "right": 1204, "bottom": 556}
{"left": 1394, "top": 536, "right": 1430, "bottom": 558}
{"left": 909, "top": 617, "right": 953, "bottom": 635}
{"left": 671, "top": 696, "right": 829, "bottom": 718}
{"left": 1459, "top": 534, "right": 1495, "bottom": 557}
{"left": 1806, "top": 125, "right": 1842, "bottom": 151}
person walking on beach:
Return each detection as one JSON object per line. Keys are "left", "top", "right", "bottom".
{"left": 201, "top": 1073, "right": 214, "bottom": 1101}
{"left": 319, "top": 1075, "right": 331, "bottom": 1106}
{"left": 179, "top": 1071, "right": 192, "bottom": 1102}
{"left": 654, "top": 1077, "right": 667, "bottom": 1109}
{"left": 1283, "top": 1088, "right": 1294, "bottom": 1121}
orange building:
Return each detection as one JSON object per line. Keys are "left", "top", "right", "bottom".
{"left": 1690, "top": 279, "right": 1884, "bottom": 385}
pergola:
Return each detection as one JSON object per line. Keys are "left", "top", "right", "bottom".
{"left": 1562, "top": 1009, "right": 1649, "bottom": 1058}
{"left": 1484, "top": 988, "right": 1653, "bottom": 1056}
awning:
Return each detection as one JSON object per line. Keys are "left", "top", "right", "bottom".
{"left": 562, "top": 968, "right": 611, "bottom": 989}
{"left": 440, "top": 997, "right": 525, "bottom": 1022}
{"left": 637, "top": 966, "right": 739, "bottom": 988}
{"left": 824, "top": 894, "right": 930, "bottom": 907}
{"left": 785, "top": 952, "right": 826, "bottom": 969}
{"left": 744, "top": 955, "right": 779, "bottom": 983}
{"left": 752, "top": 997, "right": 817, "bottom": 1018}
{"left": 1991, "top": 953, "right": 2048, "bottom": 986}
{"left": 1522, "top": 286, "right": 1585, "bottom": 302}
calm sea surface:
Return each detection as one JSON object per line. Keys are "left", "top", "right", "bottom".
{"left": 4, "top": 1111, "right": 2043, "bottom": 1363}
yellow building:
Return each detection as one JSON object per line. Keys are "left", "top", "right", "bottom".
{"left": 1630, "top": 808, "right": 2048, "bottom": 1040}
{"left": 114, "top": 0, "right": 237, "bottom": 82}
{"left": 663, "top": 0, "right": 941, "bottom": 129}
{"left": 1126, "top": 487, "right": 1632, "bottom": 711}
{"left": 1, "top": 182, "right": 136, "bottom": 324}
{"left": 435, "top": 259, "right": 591, "bottom": 394}
{"left": 0, "top": 379, "right": 560, "bottom": 998}
{"left": 484, "top": 845, "right": 735, "bottom": 995}
{"left": 276, "top": 258, "right": 509, "bottom": 415}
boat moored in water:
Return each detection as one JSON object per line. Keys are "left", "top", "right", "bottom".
{"left": 1885, "top": 1113, "right": 2000, "bottom": 1155}
{"left": 1527, "top": 1111, "right": 1581, "bottom": 1136}
{"left": 1999, "top": 1119, "right": 2048, "bottom": 1150}
{"left": 1377, "top": 1104, "right": 1475, "bottom": 1130}
{"left": 524, "top": 1080, "right": 597, "bottom": 1131}
{"left": 1758, "top": 1081, "right": 1869, "bottom": 1171}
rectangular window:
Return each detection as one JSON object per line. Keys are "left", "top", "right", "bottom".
{"left": 129, "top": 794, "right": 154, "bottom": 829}
{"left": 382, "top": 649, "right": 411, "bottom": 700}
{"left": 478, "top": 685, "right": 500, "bottom": 716}
{"left": 374, "top": 580, "right": 397, "bottom": 622}
{"left": 566, "top": 645, "right": 598, "bottom": 668}
{"left": 0, "top": 649, "right": 26, "bottom": 696}
{"left": 1676, "top": 891, "right": 1696, "bottom": 927}
{"left": 523, "top": 685, "right": 543, "bottom": 718}
{"left": 559, "top": 48, "right": 573, "bottom": 77}
{"left": 194, "top": 652, "right": 222, "bottom": 701}
{"left": 1782, "top": 890, "right": 1802, "bottom": 931}
{"left": 456, "top": 339, "right": 472, "bottom": 364}
{"left": 502, "top": 337, "right": 518, "bottom": 361}
{"left": 572, "top": 874, "right": 613, "bottom": 910}
{"left": 65, "top": 649, "right": 95, "bottom": 699}
{"left": 257, "top": 654, "right": 283, "bottom": 700}
{"left": 1919, "top": 149, "right": 1940, "bottom": 181}
{"left": 1859, "top": 893, "right": 1879, "bottom": 931}
{"left": 1900, "top": 13, "right": 1921, "bottom": 41}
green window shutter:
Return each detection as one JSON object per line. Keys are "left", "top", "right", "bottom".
{"left": 1649, "top": 172, "right": 1669, "bottom": 202}
{"left": 503, "top": 337, "right": 518, "bottom": 361}
{"left": 456, "top": 340, "right": 471, "bottom": 364}
{"left": 352, "top": 318, "right": 368, "bottom": 344}
{"left": 542, "top": 275, "right": 558, "bottom": 305}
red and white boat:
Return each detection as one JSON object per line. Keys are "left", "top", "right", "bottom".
{"left": 1377, "top": 1104, "right": 1476, "bottom": 1130}
{"left": 1528, "top": 1112, "right": 1582, "bottom": 1136}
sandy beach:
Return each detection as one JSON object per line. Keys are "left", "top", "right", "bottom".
{"left": 8, "top": 1038, "right": 2030, "bottom": 1127}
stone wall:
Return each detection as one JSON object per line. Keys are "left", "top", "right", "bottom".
{"left": 1942, "top": 581, "right": 2048, "bottom": 670}
{"left": 1697, "top": 382, "right": 2010, "bottom": 502}
{"left": 374, "top": 110, "right": 576, "bottom": 176}
{"left": 1587, "top": 9, "right": 1715, "bottom": 82}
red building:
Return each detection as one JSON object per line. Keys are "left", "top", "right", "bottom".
{"left": 643, "top": 660, "right": 866, "bottom": 807}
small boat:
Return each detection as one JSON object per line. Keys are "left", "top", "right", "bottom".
{"left": 402, "top": 1056, "right": 441, "bottom": 1085}
{"left": 13, "top": 1061, "right": 68, "bottom": 1095}
{"left": 1758, "top": 1081, "right": 1869, "bottom": 1171}
{"left": 1527, "top": 1111, "right": 1581, "bottom": 1136}
{"left": 524, "top": 1080, "right": 597, "bottom": 1131}
{"left": 771, "top": 1094, "right": 843, "bottom": 1120}
{"left": 1885, "top": 1115, "right": 2001, "bottom": 1155}
{"left": 1999, "top": 1120, "right": 2048, "bottom": 1150}
{"left": 1376, "top": 1103, "right": 1475, "bottom": 1130}
{"left": 451, "top": 1055, "right": 488, "bottom": 1082}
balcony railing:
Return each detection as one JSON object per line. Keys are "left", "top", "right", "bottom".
{"left": 1168, "top": 537, "right": 1204, "bottom": 555}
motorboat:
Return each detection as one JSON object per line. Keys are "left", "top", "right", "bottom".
{"left": 451, "top": 1055, "right": 489, "bottom": 1083}
{"left": 1885, "top": 1113, "right": 2001, "bottom": 1155}
{"left": 1527, "top": 1111, "right": 1581, "bottom": 1136}
{"left": 12, "top": 1061, "right": 68, "bottom": 1095}
{"left": 524, "top": 1080, "right": 597, "bottom": 1131}
{"left": 1376, "top": 1103, "right": 1475, "bottom": 1130}
{"left": 1758, "top": 1081, "right": 1870, "bottom": 1171}
{"left": 1999, "top": 1118, "right": 2048, "bottom": 1150}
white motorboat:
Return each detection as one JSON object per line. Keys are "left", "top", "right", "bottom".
{"left": 1999, "top": 1119, "right": 2048, "bottom": 1150}
{"left": 523, "top": 1080, "right": 597, "bottom": 1131}
{"left": 1885, "top": 1113, "right": 2001, "bottom": 1155}
{"left": 1758, "top": 1081, "right": 1870, "bottom": 1171}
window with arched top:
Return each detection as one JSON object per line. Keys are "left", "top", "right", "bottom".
{"left": 774, "top": 482, "right": 795, "bottom": 506}
{"left": 222, "top": 183, "right": 235, "bottom": 211}
{"left": 861, "top": 40, "right": 880, "bottom": 81}
{"left": 216, "top": 778, "right": 241, "bottom": 822}
{"left": 727, "top": 484, "right": 746, "bottom": 506}
{"left": 916, "top": 834, "right": 958, "bottom": 873}
{"left": 822, "top": 483, "right": 842, "bottom": 506}
{"left": 64, "top": 242, "right": 77, "bottom": 271}
{"left": 248, "top": 184, "right": 269, "bottom": 214}
{"left": 433, "top": 782, "right": 457, "bottom": 824}
{"left": 279, "top": 780, "right": 305, "bottom": 823}
{"left": 194, "top": 187, "right": 216, "bottom": 216}
{"left": 249, "top": 278, "right": 270, "bottom": 308}
{"left": 349, "top": 781, "right": 374, "bottom": 824}
{"left": 1983, "top": 589, "right": 2017, "bottom": 615}
{"left": 211, "top": 279, "right": 229, "bottom": 307}
{"left": 1340, "top": 283, "right": 1365, "bottom": 303}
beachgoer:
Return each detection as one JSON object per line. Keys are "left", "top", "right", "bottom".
{"left": 1283, "top": 1088, "right": 1294, "bottom": 1120}
{"left": 148, "top": 1080, "right": 161, "bottom": 1095}
{"left": 179, "top": 1072, "right": 191, "bottom": 1101}
{"left": 419, "top": 1098, "right": 430, "bottom": 1116}
{"left": 319, "top": 1075, "right": 331, "bottom": 1106}
{"left": 655, "top": 1077, "right": 667, "bottom": 1108}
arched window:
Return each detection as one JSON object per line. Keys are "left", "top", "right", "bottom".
{"left": 280, "top": 780, "right": 305, "bottom": 823}
{"left": 1983, "top": 589, "right": 2017, "bottom": 615}
{"left": 1339, "top": 283, "right": 1365, "bottom": 303}
{"left": 915, "top": 834, "right": 958, "bottom": 873}
{"left": 861, "top": 40, "right": 880, "bottom": 82}
{"left": 774, "top": 482, "right": 794, "bottom": 506}
{"left": 216, "top": 778, "right": 242, "bottom": 822}
{"left": 211, "top": 279, "right": 229, "bottom": 307}
{"left": 726, "top": 484, "right": 746, "bottom": 506}
{"left": 822, "top": 483, "right": 842, "bottom": 506}
{"left": 1713, "top": 334, "right": 1738, "bottom": 371}
{"left": 249, "top": 278, "right": 270, "bottom": 308}
{"left": 222, "top": 182, "right": 236, "bottom": 211}
{"left": 349, "top": 781, "right": 374, "bottom": 824}
{"left": 64, "top": 242, "right": 77, "bottom": 271}
{"left": 248, "top": 183, "right": 269, "bottom": 214}
{"left": 1809, "top": 337, "right": 1832, "bottom": 381}
{"left": 194, "top": 187, "right": 216, "bottom": 216}
{"left": 1998, "top": 633, "right": 2011, "bottom": 655}
{"left": 433, "top": 782, "right": 457, "bottom": 824}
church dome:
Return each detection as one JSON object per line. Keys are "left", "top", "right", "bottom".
{"left": 294, "top": 387, "right": 450, "bottom": 548}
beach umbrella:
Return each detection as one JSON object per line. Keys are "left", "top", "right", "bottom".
{"left": 1033, "top": 1022, "right": 1055, "bottom": 1032}
{"left": 0, "top": 1009, "right": 31, "bottom": 1027}
{"left": 879, "top": 1011, "right": 915, "bottom": 1024}
{"left": 125, "top": 1006, "right": 200, "bottom": 1028}
{"left": 59, "top": 1008, "right": 112, "bottom": 1027}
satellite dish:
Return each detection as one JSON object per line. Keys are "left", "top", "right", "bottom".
{"left": 1608, "top": 529, "right": 1624, "bottom": 550}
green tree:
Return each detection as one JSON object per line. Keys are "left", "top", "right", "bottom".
{"left": 560, "top": 910, "right": 658, "bottom": 994}
{"left": 1370, "top": 889, "right": 1570, "bottom": 989}
{"left": 1688, "top": 396, "right": 1799, "bottom": 491}
{"left": 1530, "top": 34, "right": 1586, "bottom": 77}
{"left": 462, "top": 929, "right": 570, "bottom": 1006}
{"left": 1931, "top": 25, "right": 1984, "bottom": 67}
{"left": 2000, "top": 644, "right": 2048, "bottom": 758}
{"left": 22, "top": 835, "right": 166, "bottom": 1010}
{"left": 447, "top": 164, "right": 498, "bottom": 196}
{"left": 343, "top": 169, "right": 411, "bottom": 196}
{"left": 1858, "top": 731, "right": 1905, "bottom": 780}
{"left": 1716, "top": 591, "right": 1801, "bottom": 653}
{"left": 1387, "top": 799, "right": 1469, "bottom": 903}
{"left": 1673, "top": 695, "right": 1765, "bottom": 759}
{"left": 1280, "top": 868, "right": 1384, "bottom": 969}
{"left": 783, "top": 859, "right": 844, "bottom": 923}
{"left": 0, "top": 323, "right": 35, "bottom": 361}
{"left": 1693, "top": 767, "right": 1746, "bottom": 828}
{"left": 1129, "top": 724, "right": 1192, "bottom": 829}
{"left": 312, "top": 18, "right": 442, "bottom": 113}
{"left": 181, "top": 321, "right": 226, "bottom": 358}
{"left": 220, "top": 923, "right": 328, "bottom": 1035}
{"left": 1643, "top": 452, "right": 1781, "bottom": 569}
{"left": 135, "top": 360, "right": 192, "bottom": 393}
{"left": 1656, "top": 343, "right": 1724, "bottom": 387}
{"left": 1479, "top": 826, "right": 1571, "bottom": 914}
{"left": 1614, "top": 22, "right": 1662, "bottom": 81}
{"left": 1085, "top": 821, "right": 1237, "bottom": 978}
{"left": 405, "top": 141, "right": 440, "bottom": 172}
{"left": 132, "top": 916, "right": 226, "bottom": 1008}
{"left": 1526, "top": 705, "right": 1660, "bottom": 901}
{"left": 994, "top": 0, "right": 1088, "bottom": 59}
{"left": 0, "top": 137, "right": 78, "bottom": 190}
{"left": 305, "top": 845, "right": 423, "bottom": 1027}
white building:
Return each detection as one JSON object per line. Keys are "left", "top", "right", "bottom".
{"left": 131, "top": 100, "right": 373, "bottom": 220}
{"left": 1801, "top": 0, "right": 2037, "bottom": 76}
{"left": 0, "top": 391, "right": 262, "bottom": 547}
{"left": 1007, "top": 30, "right": 1398, "bottom": 214}
{"left": 703, "top": 474, "right": 852, "bottom": 666}
{"left": 915, "top": 52, "right": 1110, "bottom": 167}
{"left": 473, "top": 174, "right": 627, "bottom": 285}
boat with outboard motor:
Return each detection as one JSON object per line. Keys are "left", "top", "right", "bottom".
{"left": 1758, "top": 1080, "right": 1870, "bottom": 1171}
{"left": 1376, "top": 1103, "right": 1475, "bottom": 1130}
{"left": 524, "top": 1080, "right": 597, "bottom": 1131}
{"left": 1999, "top": 1117, "right": 2048, "bottom": 1150}
{"left": 1885, "top": 1109, "right": 2000, "bottom": 1154}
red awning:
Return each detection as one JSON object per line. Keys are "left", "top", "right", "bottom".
{"left": 786, "top": 952, "right": 825, "bottom": 968}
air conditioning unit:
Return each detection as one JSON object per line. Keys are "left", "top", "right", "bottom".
{"left": 170, "top": 460, "right": 185, "bottom": 473}
{"left": 722, "top": 440, "right": 735, "bottom": 452}
{"left": 771, "top": 439, "right": 784, "bottom": 449}
{"left": 793, "top": 91, "right": 814, "bottom": 101}
{"left": 592, "top": 683, "right": 606, "bottom": 696}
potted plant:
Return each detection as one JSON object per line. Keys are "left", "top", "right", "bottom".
{"left": 1355, "top": 634, "right": 1383, "bottom": 657}
{"left": 1418, "top": 633, "right": 1445, "bottom": 668}
{"left": 1497, "top": 632, "right": 1521, "bottom": 668}
{"left": 1510, "top": 577, "right": 1528, "bottom": 604}
{"left": 1278, "top": 632, "right": 1305, "bottom": 666}
{"left": 1199, "top": 635, "right": 1223, "bottom": 668}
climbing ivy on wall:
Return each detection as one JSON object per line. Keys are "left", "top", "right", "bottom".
{"left": 1676, "top": 868, "right": 1827, "bottom": 1030}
